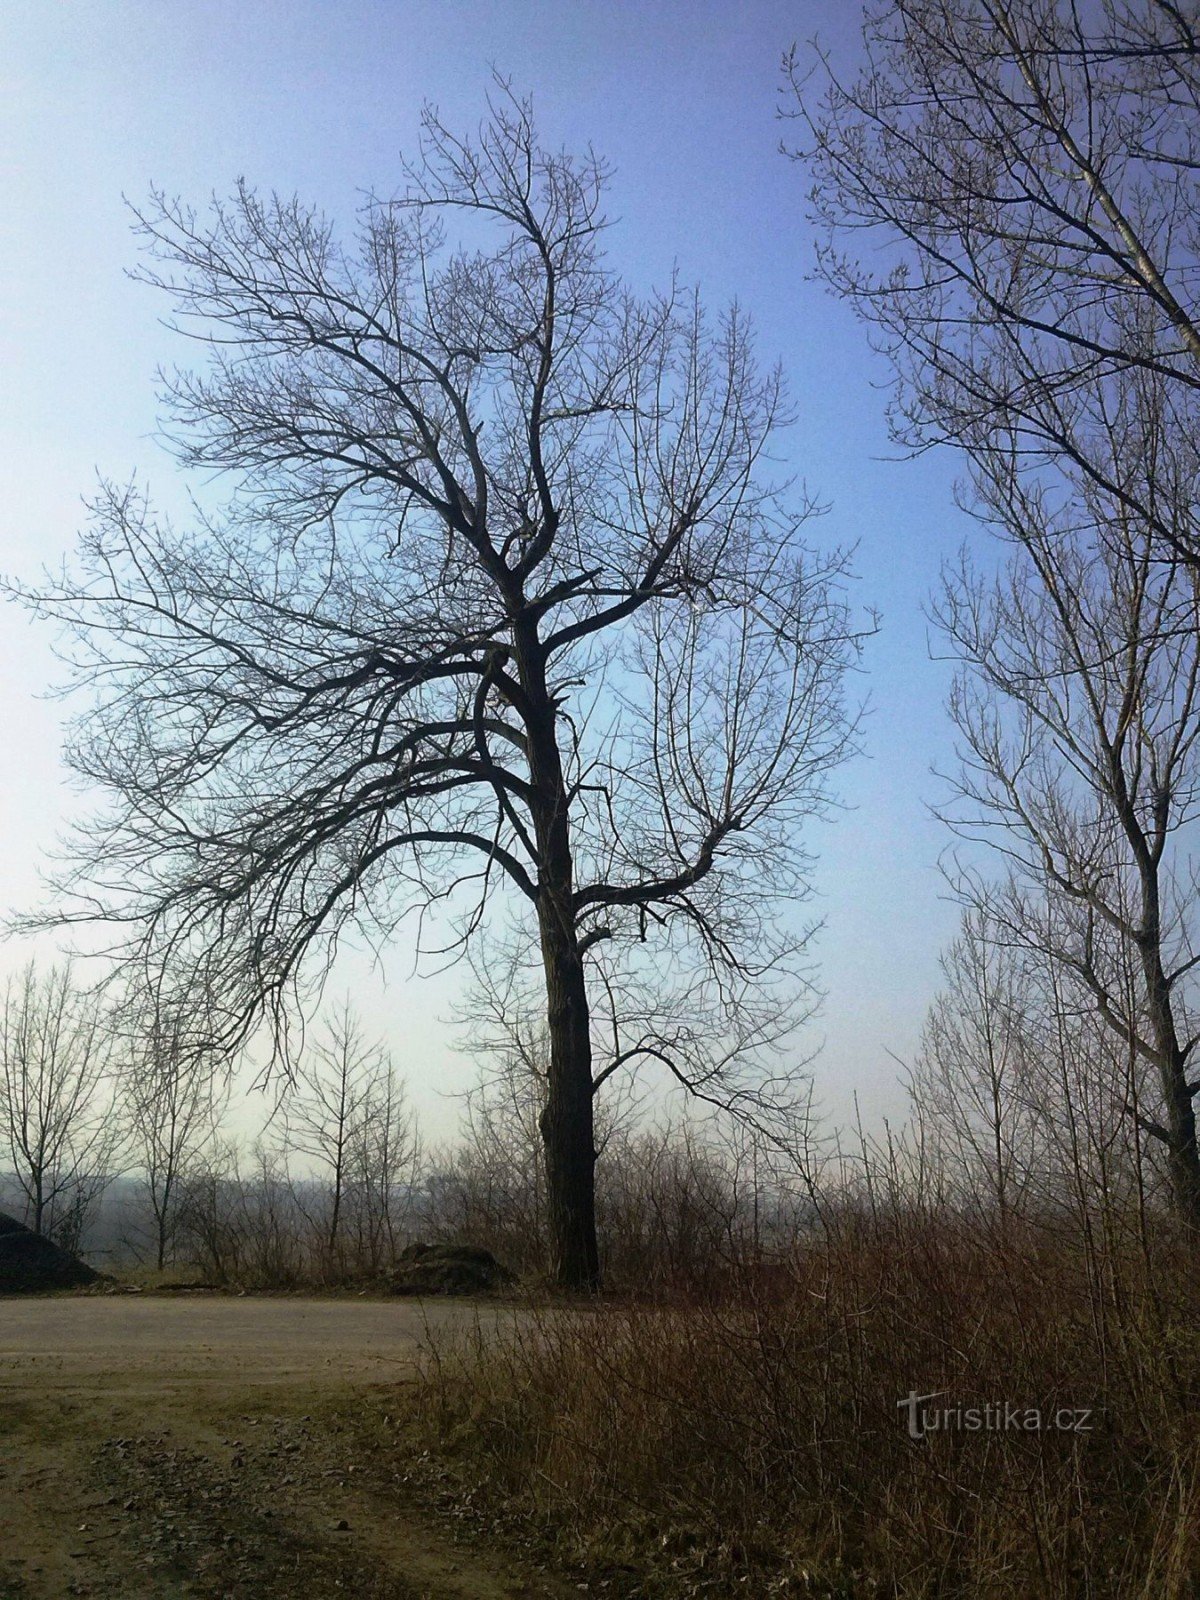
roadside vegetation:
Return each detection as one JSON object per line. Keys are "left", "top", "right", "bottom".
{"left": 413, "top": 1192, "right": 1200, "bottom": 1597}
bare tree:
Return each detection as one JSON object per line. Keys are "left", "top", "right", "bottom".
{"left": 908, "top": 903, "right": 1045, "bottom": 1224}
{"left": 121, "top": 995, "right": 221, "bottom": 1271}
{"left": 1017, "top": 907, "right": 1159, "bottom": 1231}
{"left": 912, "top": 888, "right": 1167, "bottom": 1242}
{"left": 789, "top": 0, "right": 1200, "bottom": 570}
{"left": 932, "top": 480, "right": 1200, "bottom": 1225}
{"left": 285, "top": 1005, "right": 371, "bottom": 1271}
{"left": 346, "top": 1054, "right": 419, "bottom": 1273}
{"left": 17, "top": 89, "right": 861, "bottom": 1286}
{"left": 174, "top": 1138, "right": 246, "bottom": 1285}
{"left": 0, "top": 963, "right": 120, "bottom": 1250}
{"left": 283, "top": 1002, "right": 415, "bottom": 1278}
{"left": 790, "top": 2, "right": 1200, "bottom": 1229}
{"left": 427, "top": 1067, "right": 548, "bottom": 1273}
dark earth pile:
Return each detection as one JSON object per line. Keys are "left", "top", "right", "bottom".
{"left": 386, "top": 1242, "right": 515, "bottom": 1296}
{"left": 0, "top": 1209, "right": 100, "bottom": 1291}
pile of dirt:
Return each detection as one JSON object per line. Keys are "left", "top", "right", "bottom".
{"left": 0, "top": 1209, "right": 101, "bottom": 1292}
{"left": 386, "top": 1242, "right": 515, "bottom": 1296}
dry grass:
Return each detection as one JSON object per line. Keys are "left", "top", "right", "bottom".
{"left": 413, "top": 1210, "right": 1200, "bottom": 1597}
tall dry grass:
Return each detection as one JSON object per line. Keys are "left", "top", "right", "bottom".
{"left": 414, "top": 1206, "right": 1200, "bottom": 1597}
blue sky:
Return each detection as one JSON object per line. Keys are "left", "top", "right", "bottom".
{"left": 0, "top": 0, "right": 975, "bottom": 1137}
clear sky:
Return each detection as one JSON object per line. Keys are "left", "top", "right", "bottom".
{"left": 0, "top": 0, "right": 976, "bottom": 1140}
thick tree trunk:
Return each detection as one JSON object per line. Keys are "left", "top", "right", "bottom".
{"left": 1118, "top": 805, "right": 1200, "bottom": 1231}
{"left": 538, "top": 912, "right": 599, "bottom": 1290}
{"left": 515, "top": 621, "right": 601, "bottom": 1290}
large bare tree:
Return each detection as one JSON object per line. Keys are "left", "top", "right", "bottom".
{"left": 790, "top": 1, "right": 1200, "bottom": 1228}
{"left": 17, "top": 91, "right": 859, "bottom": 1287}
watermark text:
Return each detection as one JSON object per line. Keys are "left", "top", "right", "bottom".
{"left": 898, "top": 1390, "right": 1093, "bottom": 1441}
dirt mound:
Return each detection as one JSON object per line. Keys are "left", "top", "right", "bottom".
{"left": 0, "top": 1209, "right": 101, "bottom": 1292}
{"left": 386, "top": 1242, "right": 515, "bottom": 1296}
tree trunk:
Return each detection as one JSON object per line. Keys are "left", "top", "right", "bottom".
{"left": 1136, "top": 853, "right": 1200, "bottom": 1230}
{"left": 1162, "top": 1068, "right": 1200, "bottom": 1232}
{"left": 1118, "top": 799, "right": 1200, "bottom": 1231}
{"left": 537, "top": 912, "right": 599, "bottom": 1290}
{"left": 517, "top": 622, "right": 601, "bottom": 1290}
{"left": 1143, "top": 949, "right": 1200, "bottom": 1231}
{"left": 328, "top": 1165, "right": 343, "bottom": 1264}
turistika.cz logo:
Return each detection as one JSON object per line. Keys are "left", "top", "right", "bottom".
{"left": 898, "top": 1391, "right": 1094, "bottom": 1441}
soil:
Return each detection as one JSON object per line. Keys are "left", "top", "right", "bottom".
{"left": 0, "top": 1215, "right": 100, "bottom": 1293}
{"left": 0, "top": 1294, "right": 580, "bottom": 1599}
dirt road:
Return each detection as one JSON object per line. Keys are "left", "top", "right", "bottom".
{"left": 0, "top": 1294, "right": 575, "bottom": 1600}
{"left": 0, "top": 1294, "right": 518, "bottom": 1388}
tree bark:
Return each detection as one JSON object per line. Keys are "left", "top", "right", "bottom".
{"left": 1162, "top": 1063, "right": 1200, "bottom": 1232}
{"left": 517, "top": 622, "right": 600, "bottom": 1290}
{"left": 1119, "top": 791, "right": 1200, "bottom": 1229}
{"left": 537, "top": 914, "right": 599, "bottom": 1290}
{"left": 1140, "top": 936, "right": 1200, "bottom": 1231}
